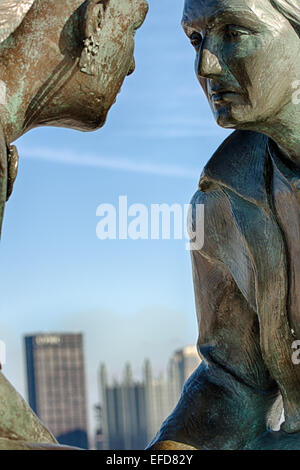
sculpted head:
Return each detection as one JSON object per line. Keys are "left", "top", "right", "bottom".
{"left": 0, "top": 0, "right": 148, "bottom": 143}
{"left": 182, "top": 0, "right": 300, "bottom": 131}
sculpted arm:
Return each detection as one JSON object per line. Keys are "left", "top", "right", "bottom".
{"left": 149, "top": 189, "right": 281, "bottom": 450}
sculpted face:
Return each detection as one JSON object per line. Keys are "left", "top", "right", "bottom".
{"left": 13, "top": 0, "right": 148, "bottom": 135}
{"left": 62, "top": 0, "right": 148, "bottom": 131}
{"left": 78, "top": 0, "right": 148, "bottom": 129}
{"left": 0, "top": 0, "right": 148, "bottom": 199}
{"left": 182, "top": 0, "right": 300, "bottom": 129}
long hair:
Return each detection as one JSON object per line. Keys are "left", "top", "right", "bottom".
{"left": 271, "top": 0, "right": 300, "bottom": 34}
{"left": 0, "top": 0, "right": 36, "bottom": 44}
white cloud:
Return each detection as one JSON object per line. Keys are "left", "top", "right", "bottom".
{"left": 116, "top": 127, "right": 227, "bottom": 139}
{"left": 20, "top": 146, "right": 198, "bottom": 179}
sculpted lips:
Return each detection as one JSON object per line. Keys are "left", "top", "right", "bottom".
{"left": 210, "top": 87, "right": 243, "bottom": 105}
{"left": 127, "top": 57, "right": 136, "bottom": 76}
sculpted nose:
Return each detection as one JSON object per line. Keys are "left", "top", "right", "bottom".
{"left": 197, "top": 48, "right": 223, "bottom": 78}
{"left": 141, "top": 0, "right": 149, "bottom": 17}
{"left": 135, "top": 0, "right": 149, "bottom": 27}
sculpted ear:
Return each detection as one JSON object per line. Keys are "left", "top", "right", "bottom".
{"left": 79, "top": 0, "right": 108, "bottom": 76}
{"left": 82, "top": 0, "right": 108, "bottom": 38}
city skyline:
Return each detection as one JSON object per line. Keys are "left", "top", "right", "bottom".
{"left": 99, "top": 345, "right": 201, "bottom": 450}
{"left": 21, "top": 330, "right": 201, "bottom": 450}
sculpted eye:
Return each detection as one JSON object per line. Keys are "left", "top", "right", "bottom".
{"left": 225, "top": 25, "right": 250, "bottom": 40}
{"left": 190, "top": 32, "right": 202, "bottom": 49}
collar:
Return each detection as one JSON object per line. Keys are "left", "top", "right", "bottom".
{"left": 268, "top": 139, "right": 300, "bottom": 191}
{"left": 198, "top": 130, "right": 270, "bottom": 209}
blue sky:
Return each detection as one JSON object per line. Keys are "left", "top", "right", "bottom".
{"left": 0, "top": 0, "right": 230, "bottom": 437}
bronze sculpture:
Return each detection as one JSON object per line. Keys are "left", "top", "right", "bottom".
{"left": 0, "top": 0, "right": 147, "bottom": 449}
{"left": 150, "top": 0, "right": 300, "bottom": 450}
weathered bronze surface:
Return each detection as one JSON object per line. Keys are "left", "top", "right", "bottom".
{"left": 150, "top": 0, "right": 300, "bottom": 450}
{"left": 0, "top": 0, "right": 147, "bottom": 450}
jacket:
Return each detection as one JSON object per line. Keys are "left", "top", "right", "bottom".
{"left": 151, "top": 130, "right": 300, "bottom": 449}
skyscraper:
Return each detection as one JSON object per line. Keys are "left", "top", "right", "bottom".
{"left": 167, "top": 345, "right": 201, "bottom": 411}
{"left": 100, "top": 363, "right": 148, "bottom": 450}
{"left": 99, "top": 346, "right": 202, "bottom": 450}
{"left": 99, "top": 346, "right": 201, "bottom": 450}
{"left": 143, "top": 359, "right": 169, "bottom": 444}
{"left": 24, "top": 333, "right": 89, "bottom": 449}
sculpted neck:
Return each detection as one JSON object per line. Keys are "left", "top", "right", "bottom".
{"left": 0, "top": 46, "right": 77, "bottom": 145}
{"left": 0, "top": 58, "right": 78, "bottom": 144}
{"left": 252, "top": 102, "right": 300, "bottom": 166}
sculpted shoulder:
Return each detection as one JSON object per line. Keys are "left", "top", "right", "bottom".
{"left": 190, "top": 130, "right": 270, "bottom": 262}
{"left": 189, "top": 131, "right": 271, "bottom": 305}
{"left": 192, "top": 130, "right": 269, "bottom": 207}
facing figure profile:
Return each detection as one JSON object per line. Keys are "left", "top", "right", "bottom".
{"left": 0, "top": 0, "right": 148, "bottom": 450}
{"left": 150, "top": 0, "right": 300, "bottom": 450}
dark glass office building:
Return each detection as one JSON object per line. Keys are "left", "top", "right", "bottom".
{"left": 25, "top": 333, "right": 89, "bottom": 449}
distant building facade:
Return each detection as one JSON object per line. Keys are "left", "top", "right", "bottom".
{"left": 100, "top": 363, "right": 147, "bottom": 450}
{"left": 94, "top": 404, "right": 105, "bottom": 450}
{"left": 167, "top": 345, "right": 201, "bottom": 411}
{"left": 99, "top": 345, "right": 201, "bottom": 450}
{"left": 24, "top": 333, "right": 89, "bottom": 449}
{"left": 143, "top": 359, "right": 170, "bottom": 444}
